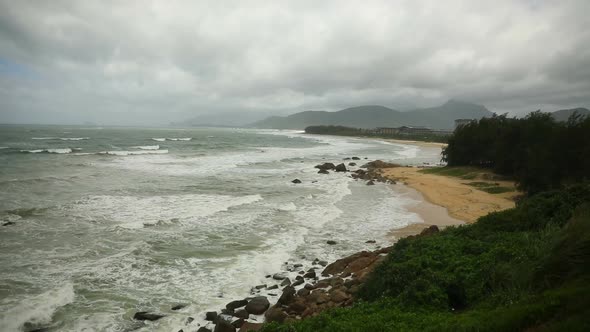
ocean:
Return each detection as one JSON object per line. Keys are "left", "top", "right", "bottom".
{"left": 0, "top": 126, "right": 442, "bottom": 332}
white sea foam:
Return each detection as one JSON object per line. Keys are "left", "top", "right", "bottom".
{"left": 0, "top": 283, "right": 75, "bottom": 332}
{"left": 152, "top": 138, "right": 166, "bottom": 142}
{"left": 20, "top": 148, "right": 73, "bottom": 154}
{"left": 0, "top": 146, "right": 9, "bottom": 149}
{"left": 132, "top": 145, "right": 160, "bottom": 150}
{"left": 31, "top": 137, "right": 57, "bottom": 140}
{"left": 70, "top": 193, "right": 263, "bottom": 229}
{"left": 99, "top": 149, "right": 168, "bottom": 156}
{"left": 167, "top": 137, "right": 192, "bottom": 141}
{"left": 59, "top": 137, "right": 89, "bottom": 141}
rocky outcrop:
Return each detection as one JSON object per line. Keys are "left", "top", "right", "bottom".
{"left": 314, "top": 162, "right": 336, "bottom": 170}
{"left": 291, "top": 179, "right": 302, "bottom": 184}
{"left": 245, "top": 296, "right": 270, "bottom": 315}
{"left": 334, "top": 163, "right": 347, "bottom": 172}
{"left": 361, "top": 160, "right": 401, "bottom": 169}
{"left": 133, "top": 312, "right": 165, "bottom": 321}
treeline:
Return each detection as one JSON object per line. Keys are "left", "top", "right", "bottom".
{"left": 443, "top": 111, "right": 590, "bottom": 193}
{"left": 305, "top": 125, "right": 449, "bottom": 143}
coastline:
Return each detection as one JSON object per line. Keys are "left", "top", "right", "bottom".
{"left": 381, "top": 166, "right": 516, "bottom": 223}
{"left": 378, "top": 138, "right": 447, "bottom": 149}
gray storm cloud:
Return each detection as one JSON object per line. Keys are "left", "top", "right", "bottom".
{"left": 0, "top": 0, "right": 589, "bottom": 125}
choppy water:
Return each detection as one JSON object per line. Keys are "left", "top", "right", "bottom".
{"left": 0, "top": 125, "right": 442, "bottom": 331}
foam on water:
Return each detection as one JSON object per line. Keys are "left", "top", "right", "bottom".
{"left": 20, "top": 148, "right": 73, "bottom": 154}
{"left": 99, "top": 149, "right": 168, "bottom": 156}
{"left": 152, "top": 138, "right": 166, "bottom": 142}
{"left": 132, "top": 145, "right": 160, "bottom": 150}
{"left": 0, "top": 283, "right": 75, "bottom": 332}
{"left": 69, "top": 193, "right": 263, "bottom": 229}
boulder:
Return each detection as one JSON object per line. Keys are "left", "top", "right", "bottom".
{"left": 197, "top": 327, "right": 212, "bottom": 332}
{"left": 366, "top": 180, "right": 375, "bottom": 186}
{"left": 303, "top": 270, "right": 316, "bottom": 279}
{"left": 133, "top": 312, "right": 165, "bottom": 321}
{"left": 330, "top": 289, "right": 350, "bottom": 303}
{"left": 205, "top": 311, "right": 218, "bottom": 322}
{"left": 265, "top": 306, "right": 288, "bottom": 323}
{"left": 419, "top": 225, "right": 440, "bottom": 236}
{"left": 232, "top": 318, "right": 245, "bottom": 329}
{"left": 277, "top": 286, "right": 296, "bottom": 305}
{"left": 326, "top": 240, "right": 337, "bottom": 245}
{"left": 334, "top": 163, "right": 347, "bottom": 172}
{"left": 272, "top": 273, "right": 288, "bottom": 280}
{"left": 2, "top": 221, "right": 15, "bottom": 226}
{"left": 365, "top": 240, "right": 376, "bottom": 243}
{"left": 292, "top": 278, "right": 304, "bottom": 287}
{"left": 268, "top": 285, "right": 279, "bottom": 290}
{"left": 361, "top": 160, "right": 400, "bottom": 169}
{"left": 225, "top": 299, "right": 248, "bottom": 311}
{"left": 297, "top": 288, "right": 310, "bottom": 296}
{"left": 318, "top": 169, "right": 329, "bottom": 174}
{"left": 352, "top": 157, "right": 360, "bottom": 160}
{"left": 245, "top": 296, "right": 270, "bottom": 315}
{"left": 314, "top": 162, "right": 336, "bottom": 170}
{"left": 234, "top": 309, "right": 249, "bottom": 319}
{"left": 348, "top": 162, "right": 357, "bottom": 166}
{"left": 291, "top": 179, "right": 302, "bottom": 184}
{"left": 214, "top": 320, "right": 236, "bottom": 332}
{"left": 171, "top": 304, "right": 186, "bottom": 311}
{"left": 280, "top": 278, "right": 291, "bottom": 287}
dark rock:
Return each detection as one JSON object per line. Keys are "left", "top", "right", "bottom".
{"left": 343, "top": 157, "right": 351, "bottom": 160}
{"left": 294, "top": 263, "right": 303, "bottom": 268}
{"left": 186, "top": 317, "right": 195, "bottom": 324}
{"left": 133, "top": 311, "right": 165, "bottom": 321}
{"left": 277, "top": 286, "right": 296, "bottom": 305}
{"left": 221, "top": 309, "right": 234, "bottom": 315}
{"left": 232, "top": 318, "right": 245, "bottom": 328}
{"left": 265, "top": 274, "right": 271, "bottom": 278}
{"left": 366, "top": 180, "right": 375, "bottom": 186}
{"left": 234, "top": 309, "right": 249, "bottom": 319}
{"left": 365, "top": 240, "right": 376, "bottom": 243}
{"left": 334, "top": 163, "right": 347, "bottom": 172}
{"left": 226, "top": 299, "right": 248, "bottom": 311}
{"left": 291, "top": 179, "right": 302, "bottom": 184}
{"left": 214, "top": 320, "right": 236, "bottom": 332}
{"left": 292, "top": 278, "right": 304, "bottom": 287}
{"left": 303, "top": 270, "right": 316, "bottom": 279}
{"left": 265, "top": 306, "right": 288, "bottom": 323}
{"left": 326, "top": 240, "right": 337, "bottom": 245}
{"left": 268, "top": 285, "right": 279, "bottom": 290}
{"left": 297, "top": 288, "right": 310, "bottom": 296}
{"left": 254, "top": 284, "right": 266, "bottom": 289}
{"left": 197, "top": 328, "right": 212, "bottom": 332}
{"left": 419, "top": 225, "right": 440, "bottom": 236}
{"left": 280, "top": 278, "right": 291, "bottom": 286}
{"left": 205, "top": 311, "right": 218, "bottom": 322}
{"left": 272, "top": 273, "right": 287, "bottom": 280}
{"left": 314, "top": 162, "right": 336, "bottom": 170}
{"left": 318, "top": 260, "right": 328, "bottom": 266}
{"left": 352, "top": 157, "right": 360, "bottom": 160}
{"left": 171, "top": 304, "right": 187, "bottom": 311}
{"left": 287, "top": 301, "right": 307, "bottom": 314}
{"left": 348, "top": 162, "right": 357, "bottom": 166}
{"left": 361, "top": 160, "right": 400, "bottom": 169}
{"left": 245, "top": 296, "right": 270, "bottom": 315}
{"left": 304, "top": 283, "right": 314, "bottom": 290}
{"left": 318, "top": 169, "right": 329, "bottom": 174}
{"left": 2, "top": 221, "right": 15, "bottom": 226}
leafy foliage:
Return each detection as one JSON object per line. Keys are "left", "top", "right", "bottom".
{"left": 443, "top": 111, "right": 590, "bottom": 193}
{"left": 304, "top": 125, "right": 449, "bottom": 143}
{"left": 261, "top": 185, "right": 590, "bottom": 332}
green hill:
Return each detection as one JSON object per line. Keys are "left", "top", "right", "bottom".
{"left": 551, "top": 108, "right": 590, "bottom": 122}
{"left": 249, "top": 100, "right": 493, "bottom": 130}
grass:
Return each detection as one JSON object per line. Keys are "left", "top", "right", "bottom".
{"left": 421, "top": 167, "right": 516, "bottom": 194}
{"left": 262, "top": 185, "right": 590, "bottom": 332}
{"left": 480, "top": 186, "right": 513, "bottom": 194}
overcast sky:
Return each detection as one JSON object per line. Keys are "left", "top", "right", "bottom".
{"left": 1, "top": 0, "right": 589, "bottom": 125}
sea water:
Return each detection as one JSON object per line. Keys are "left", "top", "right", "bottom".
{"left": 0, "top": 126, "right": 442, "bottom": 331}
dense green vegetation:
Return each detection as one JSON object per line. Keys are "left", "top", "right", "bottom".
{"left": 304, "top": 125, "right": 449, "bottom": 143}
{"left": 443, "top": 111, "right": 590, "bottom": 193}
{"left": 262, "top": 185, "right": 590, "bottom": 331}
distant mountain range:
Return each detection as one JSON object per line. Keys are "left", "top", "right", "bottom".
{"left": 550, "top": 108, "right": 590, "bottom": 122}
{"left": 248, "top": 100, "right": 493, "bottom": 130}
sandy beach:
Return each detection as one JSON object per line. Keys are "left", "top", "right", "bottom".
{"left": 378, "top": 138, "right": 448, "bottom": 149}
{"left": 382, "top": 166, "right": 516, "bottom": 224}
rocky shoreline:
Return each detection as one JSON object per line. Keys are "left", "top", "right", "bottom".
{"left": 132, "top": 158, "right": 414, "bottom": 332}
